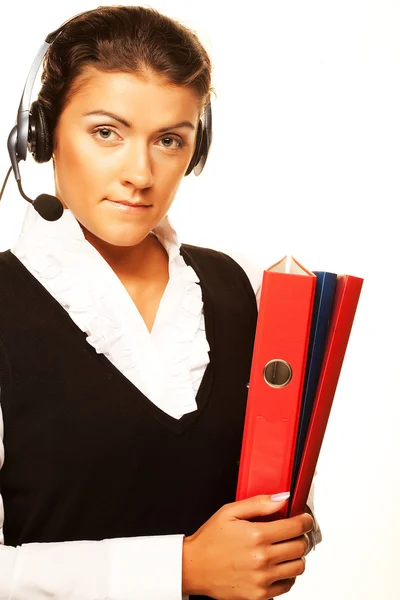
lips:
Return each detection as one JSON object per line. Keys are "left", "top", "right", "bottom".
{"left": 107, "top": 199, "right": 151, "bottom": 207}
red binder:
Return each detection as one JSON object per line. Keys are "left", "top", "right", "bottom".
{"left": 236, "top": 256, "right": 316, "bottom": 520}
{"left": 289, "top": 274, "right": 363, "bottom": 516}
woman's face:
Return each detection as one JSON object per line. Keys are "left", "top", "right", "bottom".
{"left": 52, "top": 66, "right": 201, "bottom": 248}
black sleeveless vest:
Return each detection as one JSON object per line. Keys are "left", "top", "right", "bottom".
{"left": 0, "top": 244, "right": 257, "bottom": 598}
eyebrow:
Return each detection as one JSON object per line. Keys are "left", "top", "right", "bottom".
{"left": 83, "top": 110, "right": 195, "bottom": 132}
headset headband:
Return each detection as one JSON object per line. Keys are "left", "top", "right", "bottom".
{"left": 16, "top": 9, "right": 101, "bottom": 163}
{"left": 15, "top": 41, "right": 50, "bottom": 163}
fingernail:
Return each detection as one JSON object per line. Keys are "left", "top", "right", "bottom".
{"left": 271, "top": 491, "right": 290, "bottom": 502}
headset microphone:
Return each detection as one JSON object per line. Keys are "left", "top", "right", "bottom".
{"left": 17, "top": 184, "right": 64, "bottom": 222}
{"left": 0, "top": 164, "right": 63, "bottom": 222}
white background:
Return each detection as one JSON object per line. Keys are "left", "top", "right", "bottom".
{"left": 0, "top": 1, "right": 398, "bottom": 598}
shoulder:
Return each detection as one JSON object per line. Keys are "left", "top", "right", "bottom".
{"left": 0, "top": 249, "right": 32, "bottom": 298}
{"left": 0, "top": 249, "right": 21, "bottom": 277}
{"left": 0, "top": 250, "right": 20, "bottom": 293}
{"left": 180, "top": 243, "right": 264, "bottom": 304}
{"left": 180, "top": 242, "right": 252, "bottom": 278}
{"left": 226, "top": 250, "right": 265, "bottom": 301}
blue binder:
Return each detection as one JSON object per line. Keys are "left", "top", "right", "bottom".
{"left": 290, "top": 271, "right": 337, "bottom": 496}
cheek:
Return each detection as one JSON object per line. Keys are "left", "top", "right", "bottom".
{"left": 59, "top": 133, "right": 96, "bottom": 171}
{"left": 156, "top": 166, "right": 183, "bottom": 203}
{"left": 156, "top": 150, "right": 189, "bottom": 187}
{"left": 55, "top": 132, "right": 110, "bottom": 191}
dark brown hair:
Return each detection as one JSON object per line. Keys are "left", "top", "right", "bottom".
{"left": 38, "top": 4, "right": 213, "bottom": 136}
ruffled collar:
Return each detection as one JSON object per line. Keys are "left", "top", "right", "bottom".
{"left": 11, "top": 204, "right": 210, "bottom": 419}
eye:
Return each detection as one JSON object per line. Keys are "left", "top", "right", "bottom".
{"left": 91, "top": 126, "right": 120, "bottom": 142}
{"left": 158, "top": 135, "right": 183, "bottom": 150}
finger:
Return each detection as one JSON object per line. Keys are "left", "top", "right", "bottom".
{"left": 260, "top": 513, "right": 313, "bottom": 544}
{"left": 269, "top": 557, "right": 306, "bottom": 583}
{"left": 269, "top": 534, "right": 310, "bottom": 563}
{"left": 267, "top": 577, "right": 297, "bottom": 598}
{"left": 299, "top": 512, "right": 314, "bottom": 533}
{"left": 226, "top": 494, "right": 290, "bottom": 521}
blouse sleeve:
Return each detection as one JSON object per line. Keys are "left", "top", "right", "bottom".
{"left": 227, "top": 249, "right": 323, "bottom": 552}
{"left": 0, "top": 405, "right": 185, "bottom": 600}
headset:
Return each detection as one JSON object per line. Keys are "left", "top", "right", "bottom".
{"left": 0, "top": 9, "right": 213, "bottom": 222}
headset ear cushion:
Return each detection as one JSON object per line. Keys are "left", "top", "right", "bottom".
{"left": 193, "top": 127, "right": 209, "bottom": 176}
{"left": 185, "top": 120, "right": 203, "bottom": 176}
{"left": 29, "top": 101, "right": 53, "bottom": 163}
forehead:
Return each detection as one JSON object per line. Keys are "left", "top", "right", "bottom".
{"left": 63, "top": 66, "right": 201, "bottom": 126}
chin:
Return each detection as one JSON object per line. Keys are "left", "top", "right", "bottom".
{"left": 80, "top": 222, "right": 149, "bottom": 250}
{"left": 101, "top": 231, "right": 149, "bottom": 249}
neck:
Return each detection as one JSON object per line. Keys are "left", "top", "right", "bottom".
{"left": 81, "top": 226, "right": 168, "bottom": 280}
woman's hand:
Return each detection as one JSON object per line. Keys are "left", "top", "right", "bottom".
{"left": 182, "top": 494, "right": 313, "bottom": 600}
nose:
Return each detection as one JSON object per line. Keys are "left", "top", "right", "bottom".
{"left": 120, "top": 139, "right": 154, "bottom": 189}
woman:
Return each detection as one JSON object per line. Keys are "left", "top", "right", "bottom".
{"left": 0, "top": 5, "right": 321, "bottom": 599}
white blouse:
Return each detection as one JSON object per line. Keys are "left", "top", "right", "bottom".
{"left": 0, "top": 203, "right": 320, "bottom": 600}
